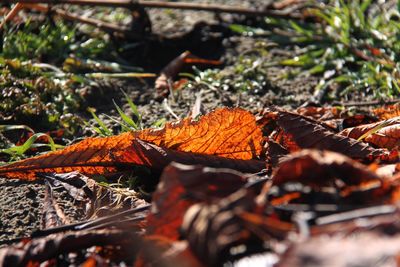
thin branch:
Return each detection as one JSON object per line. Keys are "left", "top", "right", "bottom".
{"left": 21, "top": 4, "right": 135, "bottom": 36}
{"left": 334, "top": 99, "right": 400, "bottom": 107}
{"left": 0, "top": 2, "right": 24, "bottom": 30}
{"left": 5, "top": 0, "right": 307, "bottom": 19}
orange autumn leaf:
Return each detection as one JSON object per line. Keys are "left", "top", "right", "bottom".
{"left": 0, "top": 108, "right": 263, "bottom": 180}
{"left": 137, "top": 107, "right": 262, "bottom": 159}
{"left": 0, "top": 132, "right": 133, "bottom": 180}
{"left": 373, "top": 103, "right": 400, "bottom": 120}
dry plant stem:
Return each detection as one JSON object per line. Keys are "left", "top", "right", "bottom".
{"left": 21, "top": 4, "right": 133, "bottom": 36}
{"left": 7, "top": 0, "right": 305, "bottom": 19}
{"left": 336, "top": 99, "right": 400, "bottom": 107}
{"left": 0, "top": 2, "right": 24, "bottom": 30}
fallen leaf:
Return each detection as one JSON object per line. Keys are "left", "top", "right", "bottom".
{"left": 296, "top": 106, "right": 341, "bottom": 121}
{"left": 181, "top": 188, "right": 257, "bottom": 265}
{"left": 137, "top": 107, "right": 262, "bottom": 160}
{"left": 42, "top": 172, "right": 148, "bottom": 218}
{"left": 0, "top": 108, "right": 264, "bottom": 180}
{"left": 341, "top": 114, "right": 378, "bottom": 129}
{"left": 373, "top": 103, "right": 400, "bottom": 120}
{"left": 146, "top": 163, "right": 247, "bottom": 240}
{"left": 271, "top": 149, "right": 381, "bottom": 188}
{"left": 340, "top": 118, "right": 400, "bottom": 149}
{"left": 41, "top": 182, "right": 69, "bottom": 229}
{"left": 271, "top": 109, "right": 392, "bottom": 161}
{"left": 136, "top": 238, "right": 203, "bottom": 267}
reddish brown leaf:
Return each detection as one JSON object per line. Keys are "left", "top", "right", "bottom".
{"left": 341, "top": 114, "right": 378, "bottom": 129}
{"left": 271, "top": 149, "right": 382, "bottom": 188}
{"left": 273, "top": 109, "right": 392, "bottom": 160}
{"left": 136, "top": 238, "right": 203, "bottom": 267}
{"left": 0, "top": 108, "right": 263, "bottom": 180}
{"left": 0, "top": 132, "right": 133, "bottom": 180}
{"left": 340, "top": 119, "right": 400, "bottom": 149}
{"left": 146, "top": 163, "right": 247, "bottom": 240}
{"left": 181, "top": 188, "right": 257, "bottom": 265}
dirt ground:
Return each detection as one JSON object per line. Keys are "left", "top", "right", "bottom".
{"left": 0, "top": 0, "right": 320, "bottom": 245}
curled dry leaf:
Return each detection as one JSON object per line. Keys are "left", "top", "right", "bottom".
{"left": 43, "top": 172, "right": 148, "bottom": 218}
{"left": 0, "top": 108, "right": 264, "bottom": 180}
{"left": 270, "top": 109, "right": 394, "bottom": 161}
{"left": 340, "top": 118, "right": 400, "bottom": 149}
{"left": 146, "top": 162, "right": 247, "bottom": 240}
{"left": 181, "top": 188, "right": 258, "bottom": 266}
{"left": 296, "top": 106, "right": 342, "bottom": 121}
{"left": 41, "top": 182, "right": 69, "bottom": 229}
{"left": 155, "top": 51, "right": 190, "bottom": 93}
{"left": 271, "top": 149, "right": 381, "bottom": 188}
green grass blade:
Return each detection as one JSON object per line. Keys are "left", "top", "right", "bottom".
{"left": 121, "top": 90, "right": 141, "bottom": 128}
{"left": 0, "top": 133, "right": 57, "bottom": 156}
{"left": 87, "top": 108, "right": 113, "bottom": 136}
{"left": 357, "top": 119, "right": 395, "bottom": 141}
{"left": 0, "top": 125, "right": 34, "bottom": 133}
{"left": 113, "top": 100, "right": 138, "bottom": 130}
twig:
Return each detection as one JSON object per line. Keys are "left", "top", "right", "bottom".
{"left": 334, "top": 99, "right": 400, "bottom": 107}
{"left": 0, "top": 2, "right": 24, "bottom": 30}
{"left": 6, "top": 0, "right": 307, "bottom": 19}
{"left": 22, "top": 4, "right": 134, "bottom": 36}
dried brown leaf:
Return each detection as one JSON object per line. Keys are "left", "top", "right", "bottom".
{"left": 273, "top": 109, "right": 393, "bottom": 161}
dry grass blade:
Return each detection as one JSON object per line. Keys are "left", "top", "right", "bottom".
{"left": 6, "top": 0, "right": 308, "bottom": 19}
{"left": 0, "top": 3, "right": 24, "bottom": 30}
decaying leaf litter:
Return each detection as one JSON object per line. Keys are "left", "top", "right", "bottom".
{"left": 2, "top": 0, "right": 400, "bottom": 266}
